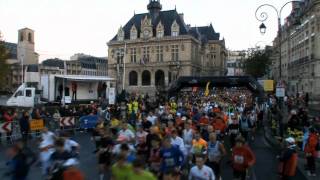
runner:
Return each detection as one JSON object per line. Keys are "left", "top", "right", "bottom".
{"left": 159, "top": 136, "right": 184, "bottom": 179}
{"left": 206, "top": 133, "right": 226, "bottom": 179}
{"left": 231, "top": 136, "right": 256, "bottom": 180}
{"left": 189, "top": 155, "right": 215, "bottom": 180}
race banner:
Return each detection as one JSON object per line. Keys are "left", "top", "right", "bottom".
{"left": 79, "top": 115, "right": 98, "bottom": 129}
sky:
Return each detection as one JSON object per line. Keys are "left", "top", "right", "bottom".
{"left": 0, "top": 0, "right": 295, "bottom": 61}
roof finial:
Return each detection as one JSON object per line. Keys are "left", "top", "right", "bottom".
{"left": 134, "top": 10, "right": 135, "bottom": 15}
{"left": 175, "top": 5, "right": 177, "bottom": 11}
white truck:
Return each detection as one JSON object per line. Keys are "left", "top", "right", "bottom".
{"left": 6, "top": 75, "right": 115, "bottom": 108}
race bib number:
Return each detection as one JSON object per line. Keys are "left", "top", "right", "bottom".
{"left": 165, "top": 158, "right": 175, "bottom": 166}
{"left": 234, "top": 155, "right": 244, "bottom": 164}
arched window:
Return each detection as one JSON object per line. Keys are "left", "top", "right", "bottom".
{"left": 155, "top": 70, "right": 165, "bottom": 86}
{"left": 129, "top": 71, "right": 138, "bottom": 86}
{"left": 141, "top": 70, "right": 151, "bottom": 86}
{"left": 28, "top": 33, "right": 32, "bottom": 42}
{"left": 20, "top": 33, "right": 24, "bottom": 41}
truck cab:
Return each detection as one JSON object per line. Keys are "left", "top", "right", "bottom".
{"left": 6, "top": 83, "right": 38, "bottom": 107}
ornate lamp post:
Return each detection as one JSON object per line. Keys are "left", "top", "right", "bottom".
{"left": 255, "top": 1, "right": 301, "bottom": 137}
{"left": 255, "top": 1, "right": 301, "bottom": 79}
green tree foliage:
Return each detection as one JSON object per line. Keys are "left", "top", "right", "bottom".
{"left": 0, "top": 34, "right": 10, "bottom": 88}
{"left": 244, "top": 50, "right": 271, "bottom": 79}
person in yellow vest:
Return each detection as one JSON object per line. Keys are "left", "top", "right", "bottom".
{"left": 170, "top": 100, "right": 177, "bottom": 114}
{"left": 133, "top": 100, "right": 139, "bottom": 114}
{"left": 127, "top": 102, "right": 133, "bottom": 115}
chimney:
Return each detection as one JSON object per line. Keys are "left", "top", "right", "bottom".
{"left": 179, "top": 13, "right": 184, "bottom": 21}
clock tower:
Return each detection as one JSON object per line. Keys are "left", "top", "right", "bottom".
{"left": 147, "top": 0, "right": 162, "bottom": 21}
{"left": 141, "top": 15, "right": 153, "bottom": 39}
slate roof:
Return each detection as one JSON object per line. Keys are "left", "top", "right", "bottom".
{"left": 4, "top": 42, "right": 17, "bottom": 59}
{"left": 42, "top": 58, "right": 65, "bottom": 69}
{"left": 26, "top": 64, "right": 39, "bottom": 72}
{"left": 195, "top": 25, "right": 220, "bottom": 41}
{"left": 112, "top": 10, "right": 189, "bottom": 41}
{"left": 110, "top": 9, "right": 221, "bottom": 43}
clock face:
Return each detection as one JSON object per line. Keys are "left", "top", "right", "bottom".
{"left": 143, "top": 30, "right": 150, "bottom": 37}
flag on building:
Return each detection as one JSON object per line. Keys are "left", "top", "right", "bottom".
{"left": 204, "top": 81, "right": 211, "bottom": 96}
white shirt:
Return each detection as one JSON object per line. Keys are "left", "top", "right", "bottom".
{"left": 41, "top": 131, "right": 55, "bottom": 146}
{"left": 183, "top": 129, "right": 193, "bottom": 146}
{"left": 112, "top": 144, "right": 136, "bottom": 154}
{"left": 189, "top": 165, "right": 215, "bottom": 180}
{"left": 171, "top": 136, "right": 185, "bottom": 155}
{"left": 39, "top": 139, "right": 54, "bottom": 162}
{"left": 136, "top": 131, "right": 148, "bottom": 144}
{"left": 147, "top": 115, "right": 157, "bottom": 125}
{"left": 119, "top": 129, "right": 135, "bottom": 140}
{"left": 64, "top": 139, "right": 79, "bottom": 152}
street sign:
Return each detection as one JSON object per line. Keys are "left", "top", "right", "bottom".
{"left": 276, "top": 87, "right": 285, "bottom": 97}
{"left": 0, "top": 122, "right": 12, "bottom": 133}
{"left": 59, "top": 117, "right": 75, "bottom": 127}
{"left": 264, "top": 80, "right": 274, "bottom": 91}
{"left": 30, "top": 119, "right": 44, "bottom": 131}
{"left": 108, "top": 88, "right": 116, "bottom": 105}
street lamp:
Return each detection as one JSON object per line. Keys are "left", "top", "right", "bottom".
{"left": 255, "top": 1, "right": 301, "bottom": 79}
{"left": 255, "top": 1, "right": 302, "bottom": 138}
{"left": 259, "top": 23, "right": 267, "bottom": 34}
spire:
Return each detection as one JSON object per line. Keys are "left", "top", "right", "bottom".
{"left": 147, "top": 0, "right": 162, "bottom": 20}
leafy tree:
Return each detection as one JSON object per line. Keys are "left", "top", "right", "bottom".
{"left": 0, "top": 33, "right": 10, "bottom": 88}
{"left": 244, "top": 49, "right": 271, "bottom": 79}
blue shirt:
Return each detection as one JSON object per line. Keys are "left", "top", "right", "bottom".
{"left": 159, "top": 146, "right": 184, "bottom": 173}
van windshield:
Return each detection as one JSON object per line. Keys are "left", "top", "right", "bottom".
{"left": 14, "top": 91, "right": 23, "bottom": 97}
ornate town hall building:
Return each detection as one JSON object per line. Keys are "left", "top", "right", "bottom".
{"left": 107, "top": 0, "right": 227, "bottom": 94}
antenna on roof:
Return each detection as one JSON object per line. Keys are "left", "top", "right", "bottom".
{"left": 175, "top": 5, "right": 177, "bottom": 11}
{"left": 134, "top": 10, "right": 136, "bottom": 15}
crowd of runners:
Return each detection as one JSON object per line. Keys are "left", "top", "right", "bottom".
{"left": 0, "top": 87, "right": 319, "bottom": 180}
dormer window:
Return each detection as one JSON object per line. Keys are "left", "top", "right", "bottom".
{"left": 171, "top": 20, "right": 179, "bottom": 37}
{"left": 130, "top": 25, "right": 137, "bottom": 40}
{"left": 157, "top": 21, "right": 164, "bottom": 38}
{"left": 117, "top": 27, "right": 124, "bottom": 41}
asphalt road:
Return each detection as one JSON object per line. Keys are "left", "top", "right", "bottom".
{"left": 0, "top": 129, "right": 307, "bottom": 180}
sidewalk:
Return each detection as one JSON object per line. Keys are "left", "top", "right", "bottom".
{"left": 263, "top": 114, "right": 320, "bottom": 180}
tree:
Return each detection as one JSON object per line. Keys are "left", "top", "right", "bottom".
{"left": 0, "top": 32, "right": 10, "bottom": 88}
{"left": 244, "top": 49, "right": 271, "bottom": 79}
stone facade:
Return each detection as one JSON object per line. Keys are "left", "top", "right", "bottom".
{"left": 271, "top": 0, "right": 320, "bottom": 101}
{"left": 226, "top": 50, "right": 246, "bottom": 76}
{"left": 3, "top": 28, "right": 39, "bottom": 91}
{"left": 41, "top": 55, "right": 108, "bottom": 77}
{"left": 107, "top": 0, "right": 226, "bottom": 94}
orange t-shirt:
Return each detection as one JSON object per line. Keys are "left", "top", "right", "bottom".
{"left": 63, "top": 167, "right": 84, "bottom": 180}
{"left": 199, "top": 116, "right": 209, "bottom": 125}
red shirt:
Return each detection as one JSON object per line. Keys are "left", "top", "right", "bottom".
{"left": 199, "top": 116, "right": 209, "bottom": 125}
{"left": 304, "top": 133, "right": 319, "bottom": 157}
{"left": 4, "top": 112, "right": 14, "bottom": 122}
{"left": 232, "top": 145, "right": 256, "bottom": 171}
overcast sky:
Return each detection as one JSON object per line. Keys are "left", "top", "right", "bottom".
{"left": 0, "top": 0, "right": 294, "bottom": 61}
